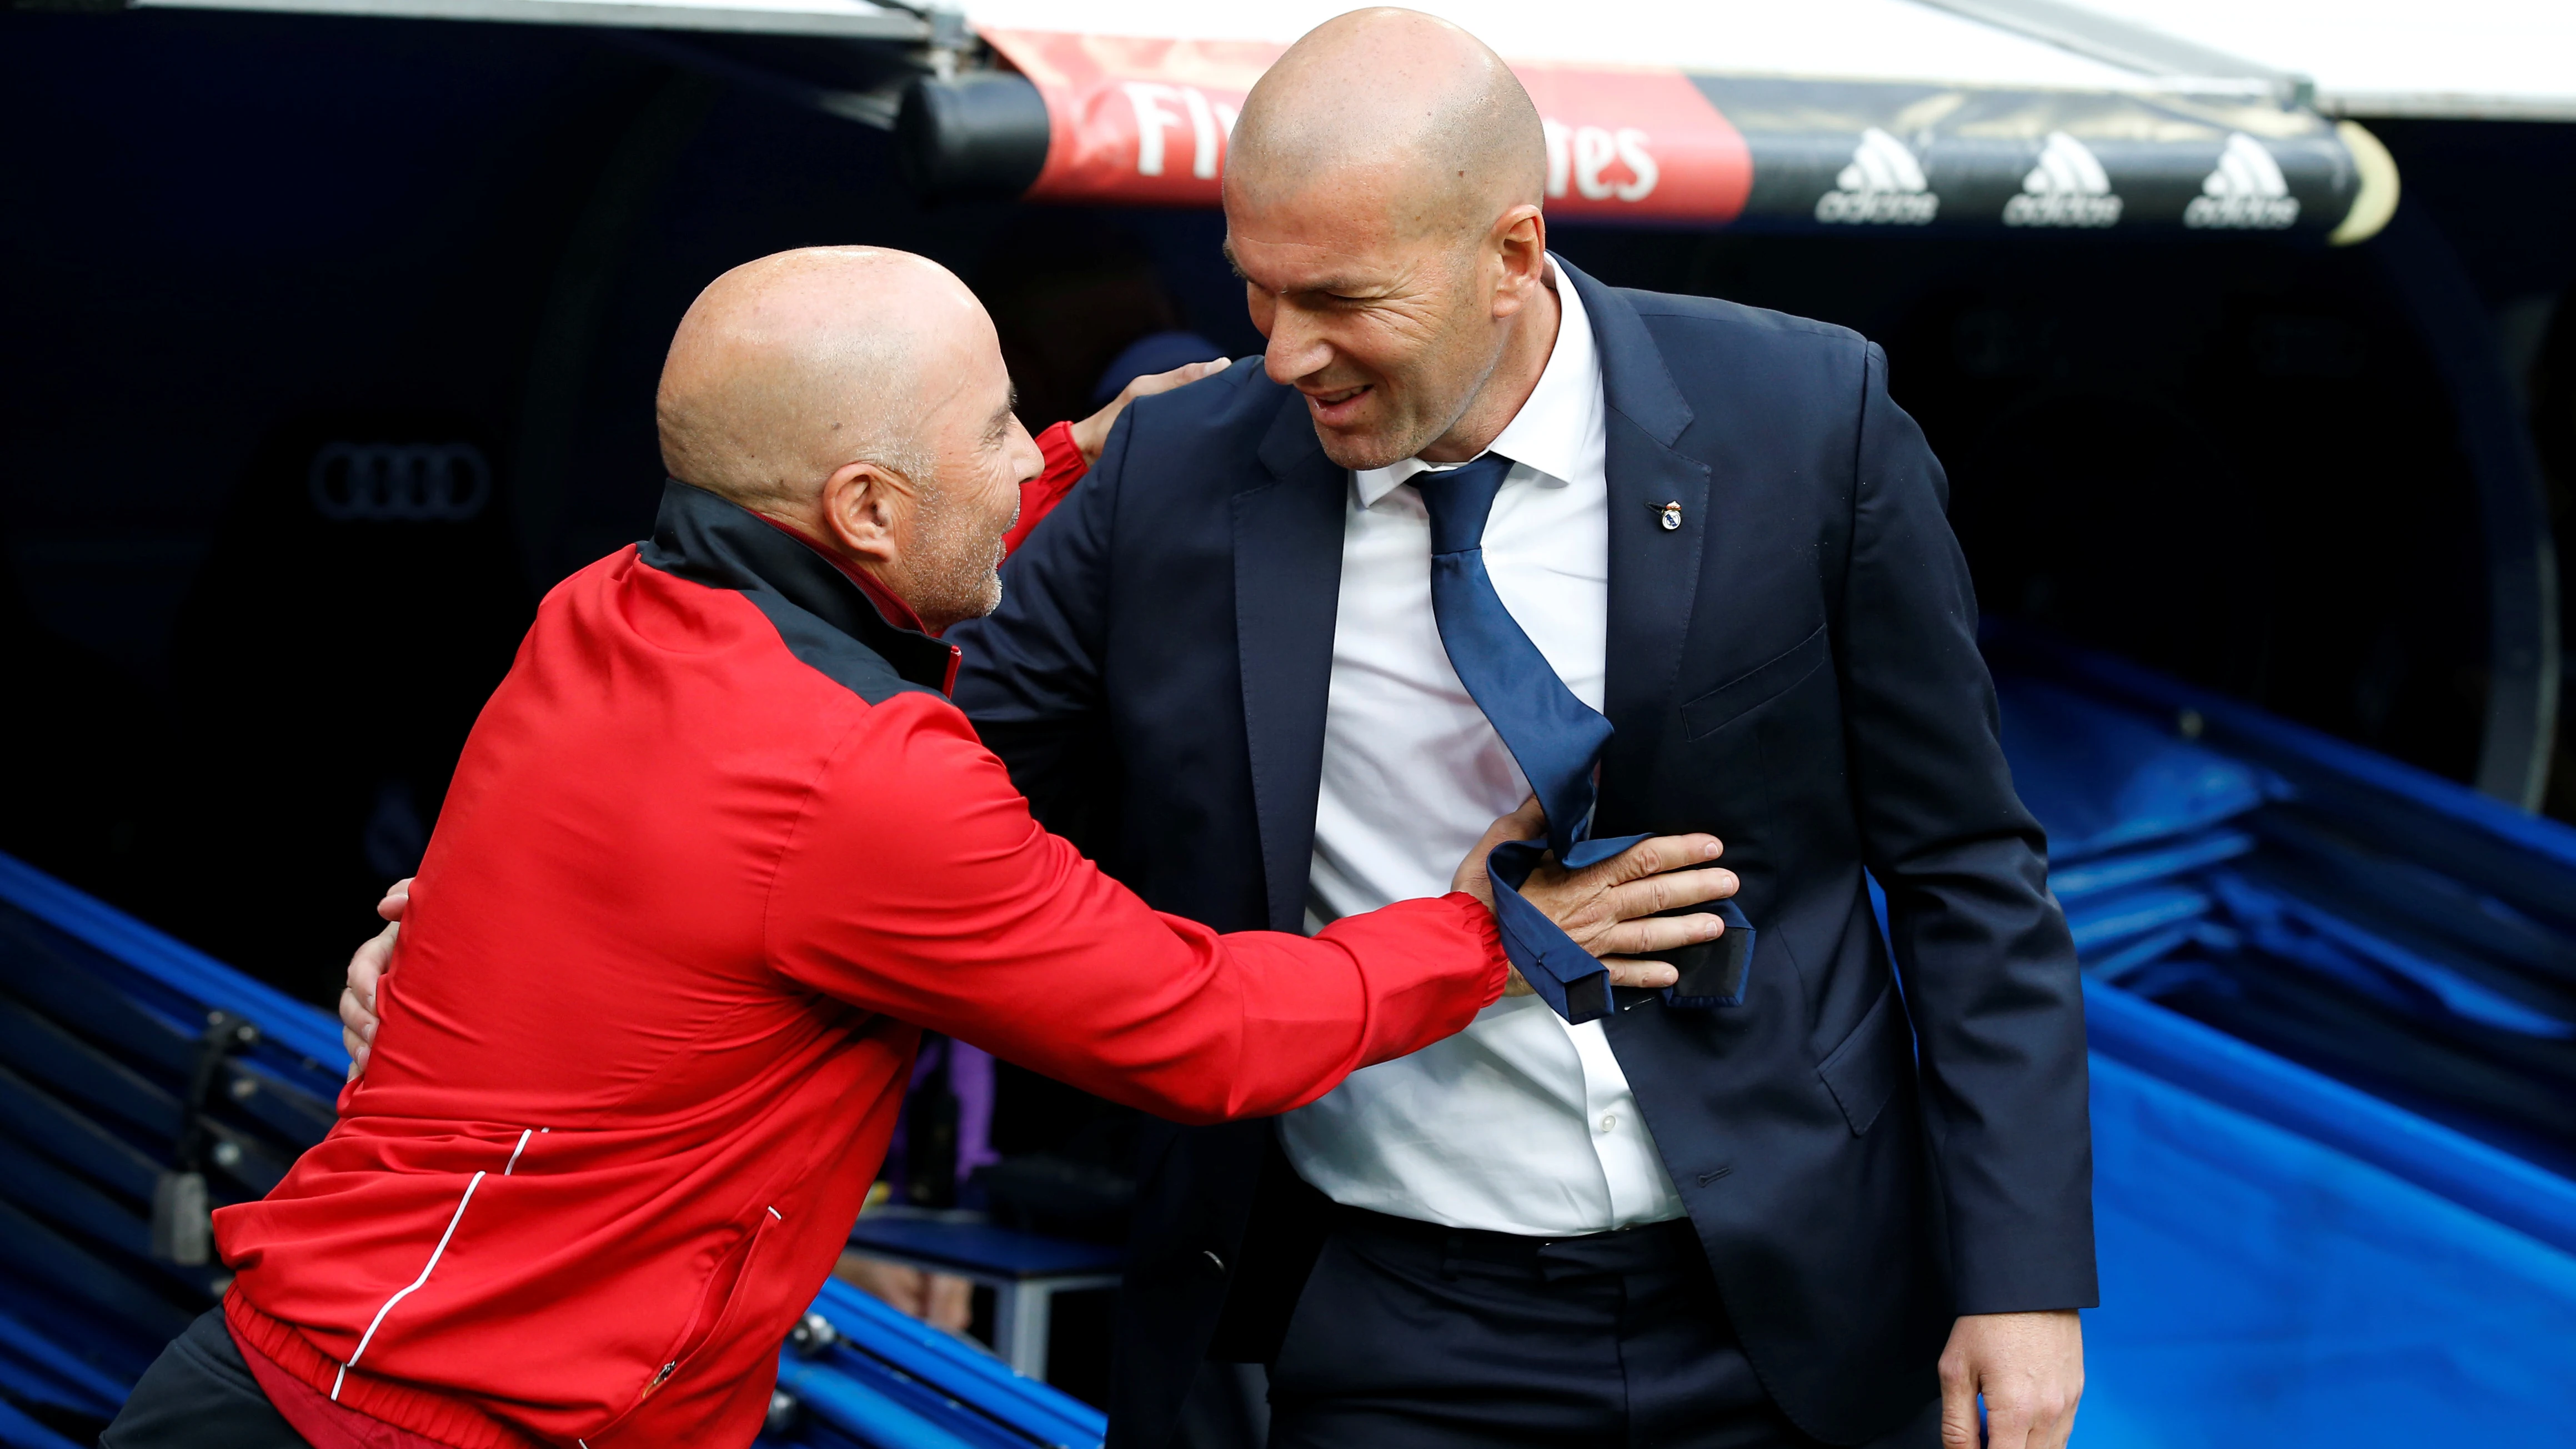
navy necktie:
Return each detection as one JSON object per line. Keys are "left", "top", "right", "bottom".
{"left": 1415, "top": 454, "right": 1751, "bottom": 1022}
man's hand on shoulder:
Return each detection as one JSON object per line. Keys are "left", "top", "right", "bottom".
{"left": 339, "top": 877, "right": 410, "bottom": 1080}
{"left": 1940, "top": 1310, "right": 2083, "bottom": 1449}
{"left": 1068, "top": 358, "right": 1231, "bottom": 465}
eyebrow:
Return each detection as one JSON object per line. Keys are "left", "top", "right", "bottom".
{"left": 1221, "top": 239, "right": 1374, "bottom": 298}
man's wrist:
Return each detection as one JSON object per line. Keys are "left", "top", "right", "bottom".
{"left": 1065, "top": 414, "right": 1106, "bottom": 466}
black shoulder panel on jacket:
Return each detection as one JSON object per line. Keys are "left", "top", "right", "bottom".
{"left": 638, "top": 479, "right": 955, "bottom": 705}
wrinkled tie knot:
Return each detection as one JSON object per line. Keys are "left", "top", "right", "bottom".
{"left": 1414, "top": 454, "right": 1515, "bottom": 556}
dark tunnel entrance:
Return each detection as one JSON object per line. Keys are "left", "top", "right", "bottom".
{"left": 2, "top": 8, "right": 2569, "bottom": 1000}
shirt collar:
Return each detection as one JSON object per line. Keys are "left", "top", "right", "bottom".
{"left": 1353, "top": 256, "right": 1604, "bottom": 508}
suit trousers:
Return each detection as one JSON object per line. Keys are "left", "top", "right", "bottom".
{"left": 1266, "top": 1207, "right": 1937, "bottom": 1449}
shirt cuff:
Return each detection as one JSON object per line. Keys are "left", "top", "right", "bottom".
{"left": 1005, "top": 420, "right": 1090, "bottom": 558}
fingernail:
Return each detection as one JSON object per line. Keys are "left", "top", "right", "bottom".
{"left": 1703, "top": 841, "right": 1720, "bottom": 858}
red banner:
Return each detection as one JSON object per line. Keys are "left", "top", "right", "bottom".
{"left": 981, "top": 29, "right": 1752, "bottom": 225}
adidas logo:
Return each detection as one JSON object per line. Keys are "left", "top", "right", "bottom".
{"left": 2003, "top": 132, "right": 2121, "bottom": 228}
{"left": 2185, "top": 134, "right": 2301, "bottom": 230}
{"left": 1815, "top": 128, "right": 1938, "bottom": 225}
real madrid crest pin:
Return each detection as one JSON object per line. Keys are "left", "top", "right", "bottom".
{"left": 1657, "top": 501, "right": 1683, "bottom": 532}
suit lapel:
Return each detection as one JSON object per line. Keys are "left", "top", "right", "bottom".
{"left": 1235, "top": 392, "right": 1350, "bottom": 932}
{"left": 1561, "top": 262, "right": 1712, "bottom": 806}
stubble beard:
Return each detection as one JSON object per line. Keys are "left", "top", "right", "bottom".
{"left": 1315, "top": 421, "right": 1431, "bottom": 473}
{"left": 1311, "top": 310, "right": 1508, "bottom": 472}
{"left": 904, "top": 479, "right": 1010, "bottom": 629}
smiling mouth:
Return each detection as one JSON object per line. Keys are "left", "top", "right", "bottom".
{"left": 1302, "top": 384, "right": 1372, "bottom": 420}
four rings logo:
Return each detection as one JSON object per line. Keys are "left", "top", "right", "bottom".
{"left": 309, "top": 442, "right": 492, "bottom": 523}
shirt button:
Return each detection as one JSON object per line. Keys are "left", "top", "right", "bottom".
{"left": 1598, "top": 1113, "right": 1618, "bottom": 1134}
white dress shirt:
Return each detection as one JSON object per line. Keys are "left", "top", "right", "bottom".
{"left": 1277, "top": 268, "right": 1689, "bottom": 1236}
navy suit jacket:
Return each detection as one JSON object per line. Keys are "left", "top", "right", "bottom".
{"left": 951, "top": 262, "right": 2096, "bottom": 1447}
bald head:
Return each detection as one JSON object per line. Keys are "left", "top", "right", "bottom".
{"left": 656, "top": 245, "right": 1040, "bottom": 632}
{"left": 656, "top": 247, "right": 985, "bottom": 513}
{"left": 1221, "top": 12, "right": 1560, "bottom": 471}
{"left": 1225, "top": 8, "right": 1545, "bottom": 241}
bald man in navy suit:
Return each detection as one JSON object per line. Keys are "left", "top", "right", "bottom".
{"left": 950, "top": 11, "right": 2093, "bottom": 1449}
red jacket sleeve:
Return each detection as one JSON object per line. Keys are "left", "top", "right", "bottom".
{"left": 1003, "top": 421, "right": 1089, "bottom": 558}
{"left": 764, "top": 694, "right": 1508, "bottom": 1125}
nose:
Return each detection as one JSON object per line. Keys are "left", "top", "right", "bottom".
{"left": 1008, "top": 417, "right": 1044, "bottom": 485}
{"left": 1263, "top": 305, "right": 1331, "bottom": 386}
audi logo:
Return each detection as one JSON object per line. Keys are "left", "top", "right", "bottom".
{"left": 308, "top": 442, "right": 492, "bottom": 523}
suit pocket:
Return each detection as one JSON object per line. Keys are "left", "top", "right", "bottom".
{"left": 1680, "top": 624, "right": 1830, "bottom": 741}
{"left": 1816, "top": 983, "right": 1906, "bottom": 1137}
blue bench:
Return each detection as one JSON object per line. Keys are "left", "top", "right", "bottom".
{"left": 845, "top": 1208, "right": 1124, "bottom": 1381}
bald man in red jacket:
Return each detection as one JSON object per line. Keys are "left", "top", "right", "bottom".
{"left": 101, "top": 247, "right": 1734, "bottom": 1449}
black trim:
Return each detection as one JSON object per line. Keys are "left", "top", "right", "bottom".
{"left": 638, "top": 480, "right": 957, "bottom": 704}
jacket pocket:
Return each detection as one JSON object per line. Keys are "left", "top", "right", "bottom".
{"left": 1680, "top": 624, "right": 1830, "bottom": 741}
{"left": 1816, "top": 983, "right": 1905, "bottom": 1137}
{"left": 590, "top": 1205, "right": 785, "bottom": 1438}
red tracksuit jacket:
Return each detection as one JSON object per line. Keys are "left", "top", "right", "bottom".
{"left": 213, "top": 453, "right": 1507, "bottom": 1448}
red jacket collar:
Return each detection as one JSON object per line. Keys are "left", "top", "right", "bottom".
{"left": 747, "top": 514, "right": 960, "bottom": 695}
{"left": 748, "top": 514, "right": 934, "bottom": 635}
{"left": 644, "top": 485, "right": 960, "bottom": 696}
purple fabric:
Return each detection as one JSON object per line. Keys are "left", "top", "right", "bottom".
{"left": 883, "top": 1036, "right": 1000, "bottom": 1192}
{"left": 949, "top": 1040, "right": 1000, "bottom": 1182}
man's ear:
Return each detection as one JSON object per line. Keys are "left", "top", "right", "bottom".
{"left": 818, "top": 461, "right": 903, "bottom": 566}
{"left": 1491, "top": 205, "right": 1548, "bottom": 318}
